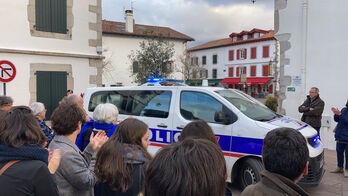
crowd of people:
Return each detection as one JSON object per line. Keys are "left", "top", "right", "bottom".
{"left": 0, "top": 87, "right": 347, "bottom": 196}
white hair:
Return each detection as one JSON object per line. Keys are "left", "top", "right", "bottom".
{"left": 30, "top": 102, "right": 45, "bottom": 116}
{"left": 93, "top": 103, "right": 119, "bottom": 124}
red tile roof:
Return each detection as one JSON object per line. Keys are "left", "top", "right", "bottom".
{"left": 188, "top": 30, "right": 275, "bottom": 52}
{"left": 102, "top": 20, "right": 194, "bottom": 42}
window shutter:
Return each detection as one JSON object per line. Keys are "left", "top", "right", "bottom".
{"left": 243, "top": 67, "right": 247, "bottom": 75}
{"left": 263, "top": 46, "right": 270, "bottom": 58}
{"left": 244, "top": 49, "right": 247, "bottom": 59}
{"left": 229, "top": 67, "right": 234, "bottom": 77}
{"left": 262, "top": 65, "right": 269, "bottom": 76}
{"left": 251, "top": 66, "right": 256, "bottom": 77}
{"left": 251, "top": 47, "right": 257, "bottom": 59}
{"left": 51, "top": 0, "right": 67, "bottom": 33}
{"left": 237, "top": 50, "right": 240, "bottom": 60}
{"left": 36, "top": 0, "right": 52, "bottom": 32}
{"left": 236, "top": 67, "right": 240, "bottom": 77}
{"left": 229, "top": 50, "right": 234, "bottom": 61}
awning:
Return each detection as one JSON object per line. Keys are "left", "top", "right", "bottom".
{"left": 221, "top": 77, "right": 272, "bottom": 85}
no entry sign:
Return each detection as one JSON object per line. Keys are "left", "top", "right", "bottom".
{"left": 0, "top": 60, "right": 16, "bottom": 83}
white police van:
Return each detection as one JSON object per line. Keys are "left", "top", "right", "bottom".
{"left": 83, "top": 85, "right": 324, "bottom": 189}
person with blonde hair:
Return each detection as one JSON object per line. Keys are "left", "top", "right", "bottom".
{"left": 76, "top": 103, "right": 119, "bottom": 151}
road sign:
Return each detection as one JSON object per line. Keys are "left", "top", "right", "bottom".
{"left": 0, "top": 60, "right": 16, "bottom": 83}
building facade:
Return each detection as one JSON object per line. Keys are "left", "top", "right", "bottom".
{"left": 0, "top": 0, "right": 103, "bottom": 117}
{"left": 188, "top": 29, "right": 278, "bottom": 98}
{"left": 102, "top": 10, "right": 194, "bottom": 86}
{"left": 275, "top": 0, "right": 348, "bottom": 149}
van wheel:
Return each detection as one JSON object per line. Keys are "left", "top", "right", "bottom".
{"left": 238, "top": 158, "right": 264, "bottom": 190}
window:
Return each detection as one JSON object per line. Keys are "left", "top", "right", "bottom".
{"left": 212, "top": 69, "right": 217, "bottom": 79}
{"left": 232, "top": 36, "right": 237, "bottom": 42}
{"left": 263, "top": 45, "right": 270, "bottom": 58}
{"left": 251, "top": 47, "right": 257, "bottom": 59}
{"left": 250, "top": 66, "right": 257, "bottom": 77}
{"left": 237, "top": 49, "right": 247, "bottom": 60}
{"left": 213, "top": 54, "right": 218, "bottom": 64}
{"left": 36, "top": 0, "right": 67, "bottom": 34}
{"left": 88, "top": 90, "right": 172, "bottom": 118}
{"left": 228, "top": 67, "right": 234, "bottom": 77}
{"left": 262, "top": 65, "right": 270, "bottom": 76}
{"left": 205, "top": 69, "right": 209, "bottom": 78}
{"left": 202, "top": 56, "right": 206, "bottom": 65}
{"left": 237, "top": 67, "right": 246, "bottom": 77}
{"left": 180, "top": 91, "right": 234, "bottom": 124}
{"left": 229, "top": 50, "right": 234, "bottom": 61}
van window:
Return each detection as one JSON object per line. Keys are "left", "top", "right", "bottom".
{"left": 129, "top": 91, "right": 172, "bottom": 118}
{"left": 180, "top": 91, "right": 232, "bottom": 123}
{"left": 88, "top": 91, "right": 128, "bottom": 114}
{"left": 215, "top": 89, "right": 278, "bottom": 121}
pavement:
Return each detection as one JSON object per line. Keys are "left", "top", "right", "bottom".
{"left": 230, "top": 149, "right": 348, "bottom": 196}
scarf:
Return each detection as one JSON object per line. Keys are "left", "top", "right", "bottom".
{"left": 0, "top": 144, "right": 48, "bottom": 165}
{"left": 93, "top": 122, "right": 117, "bottom": 138}
{"left": 124, "top": 144, "right": 147, "bottom": 164}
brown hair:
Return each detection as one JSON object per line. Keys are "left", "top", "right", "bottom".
{"left": 51, "top": 102, "right": 86, "bottom": 135}
{"left": 179, "top": 120, "right": 218, "bottom": 145}
{"left": 145, "top": 138, "right": 227, "bottom": 196}
{"left": 95, "top": 118, "right": 151, "bottom": 192}
{"left": 0, "top": 106, "right": 46, "bottom": 147}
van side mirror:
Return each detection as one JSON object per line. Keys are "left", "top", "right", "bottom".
{"left": 214, "top": 111, "right": 231, "bottom": 125}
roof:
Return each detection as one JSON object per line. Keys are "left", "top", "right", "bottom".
{"left": 102, "top": 20, "right": 194, "bottom": 42}
{"left": 188, "top": 30, "right": 275, "bottom": 52}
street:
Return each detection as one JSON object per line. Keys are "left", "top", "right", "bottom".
{"left": 230, "top": 149, "right": 348, "bottom": 195}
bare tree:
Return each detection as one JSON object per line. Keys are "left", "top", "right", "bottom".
{"left": 176, "top": 51, "right": 200, "bottom": 82}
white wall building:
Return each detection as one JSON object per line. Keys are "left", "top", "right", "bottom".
{"left": 102, "top": 10, "right": 194, "bottom": 86}
{"left": 188, "top": 29, "right": 278, "bottom": 98}
{"left": 275, "top": 0, "right": 348, "bottom": 149}
{"left": 0, "top": 0, "right": 103, "bottom": 117}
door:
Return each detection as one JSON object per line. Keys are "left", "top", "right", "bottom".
{"left": 37, "top": 71, "right": 67, "bottom": 119}
{"left": 172, "top": 89, "right": 238, "bottom": 179}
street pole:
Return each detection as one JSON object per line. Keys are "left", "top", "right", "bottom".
{"left": 1, "top": 70, "right": 5, "bottom": 96}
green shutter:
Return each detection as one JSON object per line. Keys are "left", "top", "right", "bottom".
{"left": 36, "top": 0, "right": 52, "bottom": 32}
{"left": 51, "top": 0, "right": 67, "bottom": 34}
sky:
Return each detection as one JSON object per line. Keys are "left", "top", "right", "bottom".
{"left": 102, "top": 0, "right": 274, "bottom": 47}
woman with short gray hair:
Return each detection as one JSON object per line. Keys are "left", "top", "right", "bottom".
{"left": 77, "top": 103, "right": 119, "bottom": 151}
{"left": 30, "top": 102, "right": 54, "bottom": 146}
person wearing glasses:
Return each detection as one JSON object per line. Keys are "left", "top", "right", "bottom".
{"left": 30, "top": 102, "right": 54, "bottom": 146}
{"left": 298, "top": 87, "right": 325, "bottom": 136}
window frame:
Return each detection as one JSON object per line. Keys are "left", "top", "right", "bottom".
{"left": 202, "top": 56, "right": 207, "bottom": 65}
{"left": 212, "top": 54, "right": 218, "bottom": 64}
{"left": 212, "top": 69, "right": 218, "bottom": 79}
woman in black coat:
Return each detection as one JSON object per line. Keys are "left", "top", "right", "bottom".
{"left": 94, "top": 118, "right": 151, "bottom": 196}
{"left": 0, "top": 106, "right": 61, "bottom": 196}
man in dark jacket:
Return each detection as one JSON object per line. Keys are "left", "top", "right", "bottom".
{"left": 298, "top": 87, "right": 325, "bottom": 135}
{"left": 331, "top": 100, "right": 348, "bottom": 177}
{"left": 241, "top": 128, "right": 309, "bottom": 196}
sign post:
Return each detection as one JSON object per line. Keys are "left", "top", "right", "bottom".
{"left": 0, "top": 60, "right": 16, "bottom": 96}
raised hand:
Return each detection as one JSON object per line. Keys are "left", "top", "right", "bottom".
{"left": 89, "top": 131, "right": 108, "bottom": 152}
{"left": 331, "top": 107, "right": 341, "bottom": 115}
{"left": 48, "top": 149, "right": 61, "bottom": 174}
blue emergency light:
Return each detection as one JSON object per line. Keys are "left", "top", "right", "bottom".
{"left": 147, "top": 77, "right": 164, "bottom": 83}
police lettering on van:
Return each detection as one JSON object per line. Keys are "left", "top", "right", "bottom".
{"left": 84, "top": 85, "right": 324, "bottom": 189}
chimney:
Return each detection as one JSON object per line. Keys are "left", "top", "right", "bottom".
{"left": 125, "top": 10, "right": 134, "bottom": 33}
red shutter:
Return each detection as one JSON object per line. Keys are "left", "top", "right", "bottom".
{"left": 268, "top": 84, "right": 273, "bottom": 94}
{"left": 229, "top": 50, "right": 234, "bottom": 61}
{"left": 236, "top": 67, "right": 240, "bottom": 77}
{"left": 263, "top": 46, "right": 270, "bottom": 58}
{"left": 262, "top": 65, "right": 269, "bottom": 76}
{"left": 258, "top": 85, "right": 262, "bottom": 93}
{"left": 237, "top": 50, "right": 240, "bottom": 60}
{"left": 251, "top": 66, "right": 256, "bottom": 77}
{"left": 251, "top": 47, "right": 257, "bottom": 59}
{"left": 243, "top": 67, "right": 247, "bottom": 75}
{"left": 244, "top": 49, "right": 247, "bottom": 59}
{"left": 229, "top": 67, "right": 234, "bottom": 77}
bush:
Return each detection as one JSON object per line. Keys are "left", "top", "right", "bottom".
{"left": 264, "top": 96, "right": 278, "bottom": 112}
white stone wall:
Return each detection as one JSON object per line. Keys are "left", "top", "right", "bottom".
{"left": 276, "top": 0, "right": 348, "bottom": 149}
{"left": 102, "top": 34, "right": 187, "bottom": 86}
{"left": 0, "top": 0, "right": 98, "bottom": 55}
{"left": 189, "top": 40, "right": 277, "bottom": 79}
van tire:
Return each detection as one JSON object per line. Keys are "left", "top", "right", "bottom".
{"left": 238, "top": 158, "right": 264, "bottom": 190}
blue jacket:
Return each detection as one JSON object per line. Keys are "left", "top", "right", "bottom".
{"left": 38, "top": 120, "right": 54, "bottom": 146}
{"left": 76, "top": 121, "right": 117, "bottom": 151}
{"left": 334, "top": 107, "right": 348, "bottom": 142}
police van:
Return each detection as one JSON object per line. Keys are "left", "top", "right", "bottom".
{"left": 83, "top": 85, "right": 324, "bottom": 189}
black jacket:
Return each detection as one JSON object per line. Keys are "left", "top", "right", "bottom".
{"left": 298, "top": 95, "right": 325, "bottom": 128}
{"left": 0, "top": 160, "right": 59, "bottom": 196}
